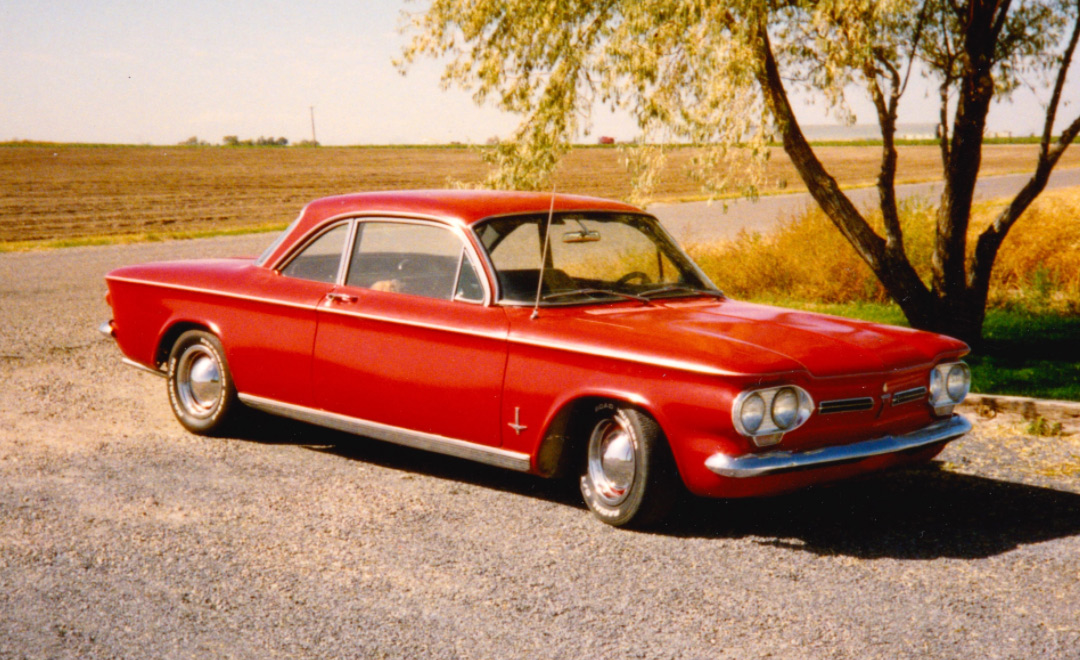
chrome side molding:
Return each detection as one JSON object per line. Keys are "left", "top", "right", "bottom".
{"left": 122, "top": 357, "right": 167, "bottom": 378}
{"left": 238, "top": 393, "right": 532, "bottom": 473}
{"left": 705, "top": 415, "right": 972, "bottom": 478}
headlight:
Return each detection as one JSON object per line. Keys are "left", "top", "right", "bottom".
{"left": 733, "top": 385, "right": 813, "bottom": 446}
{"left": 946, "top": 364, "right": 970, "bottom": 401}
{"left": 929, "top": 361, "right": 970, "bottom": 415}
{"left": 741, "top": 394, "right": 765, "bottom": 434}
{"left": 771, "top": 387, "right": 799, "bottom": 429}
{"left": 929, "top": 368, "right": 943, "bottom": 401}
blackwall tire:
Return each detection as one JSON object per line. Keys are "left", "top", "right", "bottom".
{"left": 167, "top": 330, "right": 239, "bottom": 436}
{"left": 579, "top": 403, "right": 678, "bottom": 528}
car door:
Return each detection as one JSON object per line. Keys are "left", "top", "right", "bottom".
{"left": 311, "top": 218, "right": 509, "bottom": 446}
{"left": 228, "top": 220, "right": 352, "bottom": 408}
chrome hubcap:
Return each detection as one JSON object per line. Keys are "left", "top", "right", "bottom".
{"left": 586, "top": 414, "right": 637, "bottom": 506}
{"left": 177, "top": 345, "right": 221, "bottom": 418}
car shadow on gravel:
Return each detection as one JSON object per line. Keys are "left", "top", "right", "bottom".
{"left": 660, "top": 464, "right": 1080, "bottom": 559}
{"left": 230, "top": 413, "right": 586, "bottom": 508}
{"left": 230, "top": 415, "right": 1080, "bottom": 558}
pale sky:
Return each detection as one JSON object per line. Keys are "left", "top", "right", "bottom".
{"left": 1, "top": 0, "right": 1076, "bottom": 145}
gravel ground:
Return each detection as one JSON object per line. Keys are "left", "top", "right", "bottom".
{"left": 2, "top": 235, "right": 1079, "bottom": 660}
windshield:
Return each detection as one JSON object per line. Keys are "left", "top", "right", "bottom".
{"left": 474, "top": 212, "right": 719, "bottom": 305}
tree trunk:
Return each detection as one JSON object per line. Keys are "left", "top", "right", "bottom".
{"left": 745, "top": 3, "right": 1077, "bottom": 348}
{"left": 750, "top": 16, "right": 942, "bottom": 335}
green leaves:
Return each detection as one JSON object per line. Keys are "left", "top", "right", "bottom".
{"left": 400, "top": 0, "right": 1078, "bottom": 208}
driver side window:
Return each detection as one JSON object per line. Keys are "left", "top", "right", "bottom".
{"left": 346, "top": 221, "right": 484, "bottom": 302}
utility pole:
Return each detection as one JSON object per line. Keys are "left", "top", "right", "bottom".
{"left": 309, "top": 106, "right": 317, "bottom": 144}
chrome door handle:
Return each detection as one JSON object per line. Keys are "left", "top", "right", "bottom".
{"left": 326, "top": 292, "right": 358, "bottom": 304}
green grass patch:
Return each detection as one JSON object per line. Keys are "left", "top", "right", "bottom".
{"left": 754, "top": 298, "right": 1080, "bottom": 402}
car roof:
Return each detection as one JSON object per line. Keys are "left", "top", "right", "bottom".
{"left": 300, "top": 189, "right": 643, "bottom": 227}
{"left": 261, "top": 189, "right": 645, "bottom": 267}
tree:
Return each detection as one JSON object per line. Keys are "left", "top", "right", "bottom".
{"left": 401, "top": 0, "right": 1080, "bottom": 345}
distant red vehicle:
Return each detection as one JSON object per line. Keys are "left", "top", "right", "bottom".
{"left": 102, "top": 190, "right": 972, "bottom": 527}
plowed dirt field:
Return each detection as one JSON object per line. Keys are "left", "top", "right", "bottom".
{"left": 3, "top": 144, "right": 1077, "bottom": 244}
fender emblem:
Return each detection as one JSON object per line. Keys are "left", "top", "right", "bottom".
{"left": 508, "top": 407, "right": 528, "bottom": 435}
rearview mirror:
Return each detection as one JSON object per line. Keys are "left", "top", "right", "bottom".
{"left": 563, "top": 230, "right": 601, "bottom": 243}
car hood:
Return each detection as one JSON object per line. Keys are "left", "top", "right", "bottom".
{"left": 512, "top": 298, "right": 968, "bottom": 378}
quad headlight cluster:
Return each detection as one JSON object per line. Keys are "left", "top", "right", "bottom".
{"left": 732, "top": 385, "right": 814, "bottom": 447}
{"left": 929, "top": 361, "right": 971, "bottom": 416}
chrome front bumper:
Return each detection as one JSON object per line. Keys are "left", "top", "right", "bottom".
{"left": 705, "top": 415, "right": 972, "bottom": 478}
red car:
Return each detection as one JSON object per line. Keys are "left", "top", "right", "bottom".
{"left": 102, "top": 190, "right": 972, "bottom": 527}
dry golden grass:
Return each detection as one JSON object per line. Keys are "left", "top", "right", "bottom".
{"left": 2, "top": 143, "right": 1078, "bottom": 245}
{"left": 688, "top": 186, "right": 1080, "bottom": 312}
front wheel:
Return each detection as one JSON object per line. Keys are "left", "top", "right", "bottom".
{"left": 167, "top": 330, "right": 239, "bottom": 435}
{"left": 579, "top": 404, "right": 678, "bottom": 527}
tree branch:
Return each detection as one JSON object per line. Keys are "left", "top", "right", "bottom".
{"left": 899, "top": 1, "right": 931, "bottom": 97}
{"left": 968, "top": 3, "right": 1080, "bottom": 299}
{"left": 751, "top": 14, "right": 932, "bottom": 322}
{"left": 865, "top": 52, "right": 904, "bottom": 252}
{"left": 937, "top": 79, "right": 952, "bottom": 170}
{"left": 1040, "top": 0, "right": 1080, "bottom": 161}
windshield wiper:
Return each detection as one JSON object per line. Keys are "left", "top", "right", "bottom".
{"left": 639, "top": 284, "right": 725, "bottom": 300}
{"left": 542, "top": 288, "right": 653, "bottom": 304}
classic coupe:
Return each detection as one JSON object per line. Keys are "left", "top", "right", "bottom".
{"left": 101, "top": 190, "right": 972, "bottom": 527}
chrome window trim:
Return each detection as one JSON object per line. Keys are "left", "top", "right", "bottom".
{"left": 266, "top": 210, "right": 471, "bottom": 271}
{"left": 466, "top": 224, "right": 504, "bottom": 302}
{"left": 237, "top": 393, "right": 531, "bottom": 472}
{"left": 276, "top": 219, "right": 354, "bottom": 284}
{"left": 337, "top": 219, "right": 360, "bottom": 285}
{"left": 255, "top": 209, "right": 306, "bottom": 267}
{"left": 344, "top": 216, "right": 493, "bottom": 306}
{"left": 453, "top": 248, "right": 466, "bottom": 297}
{"left": 470, "top": 210, "right": 722, "bottom": 306}
{"left": 451, "top": 247, "right": 485, "bottom": 304}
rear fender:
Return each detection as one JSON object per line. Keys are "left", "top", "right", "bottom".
{"left": 155, "top": 320, "right": 219, "bottom": 368}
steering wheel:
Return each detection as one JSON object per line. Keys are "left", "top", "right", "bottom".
{"left": 615, "top": 271, "right": 652, "bottom": 286}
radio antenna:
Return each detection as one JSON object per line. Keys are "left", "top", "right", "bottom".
{"left": 531, "top": 188, "right": 557, "bottom": 320}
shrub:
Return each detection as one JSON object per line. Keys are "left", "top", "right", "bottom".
{"left": 686, "top": 188, "right": 1080, "bottom": 313}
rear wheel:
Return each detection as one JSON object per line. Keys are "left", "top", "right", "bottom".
{"left": 579, "top": 403, "right": 678, "bottom": 527}
{"left": 167, "top": 330, "right": 238, "bottom": 435}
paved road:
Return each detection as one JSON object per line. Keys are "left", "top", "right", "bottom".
{"left": 1, "top": 237, "right": 1079, "bottom": 659}
{"left": 650, "top": 167, "right": 1080, "bottom": 243}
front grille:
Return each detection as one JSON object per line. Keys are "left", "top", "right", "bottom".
{"left": 891, "top": 386, "right": 927, "bottom": 406}
{"left": 819, "top": 397, "right": 875, "bottom": 414}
